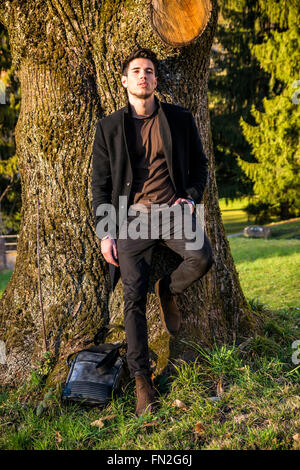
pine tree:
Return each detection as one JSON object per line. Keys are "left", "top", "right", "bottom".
{"left": 238, "top": 0, "right": 300, "bottom": 219}
{"left": 209, "top": 0, "right": 271, "bottom": 199}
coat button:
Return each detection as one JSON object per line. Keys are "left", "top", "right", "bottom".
{"left": 126, "top": 182, "right": 130, "bottom": 186}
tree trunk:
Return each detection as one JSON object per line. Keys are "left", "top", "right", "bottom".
{"left": 279, "top": 201, "right": 291, "bottom": 220}
{"left": 0, "top": 0, "right": 258, "bottom": 386}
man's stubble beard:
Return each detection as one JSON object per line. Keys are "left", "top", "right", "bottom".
{"left": 130, "top": 89, "right": 155, "bottom": 100}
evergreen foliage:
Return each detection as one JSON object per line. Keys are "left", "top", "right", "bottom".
{"left": 209, "top": 0, "right": 271, "bottom": 199}
{"left": 238, "top": 0, "right": 300, "bottom": 219}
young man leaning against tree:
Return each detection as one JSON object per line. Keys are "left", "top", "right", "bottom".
{"left": 91, "top": 48, "right": 214, "bottom": 416}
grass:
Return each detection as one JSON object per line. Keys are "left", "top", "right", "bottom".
{"left": 220, "top": 199, "right": 300, "bottom": 310}
{"left": 219, "top": 197, "right": 254, "bottom": 235}
{"left": 0, "top": 310, "right": 299, "bottom": 450}
{"left": 218, "top": 197, "right": 297, "bottom": 235}
{"left": 229, "top": 237, "right": 300, "bottom": 309}
{"left": 264, "top": 221, "right": 300, "bottom": 240}
{"left": 0, "top": 209, "right": 299, "bottom": 450}
{"left": 0, "top": 269, "right": 13, "bottom": 299}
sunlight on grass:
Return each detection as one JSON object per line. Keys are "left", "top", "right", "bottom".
{"left": 1, "top": 320, "right": 299, "bottom": 450}
{"left": 0, "top": 269, "right": 13, "bottom": 299}
{"left": 218, "top": 197, "right": 296, "bottom": 235}
{"left": 229, "top": 237, "right": 300, "bottom": 309}
{"left": 219, "top": 197, "right": 253, "bottom": 234}
{"left": 218, "top": 197, "right": 249, "bottom": 211}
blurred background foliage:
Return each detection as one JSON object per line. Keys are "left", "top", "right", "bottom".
{"left": 0, "top": 22, "right": 21, "bottom": 234}
{"left": 209, "top": 0, "right": 300, "bottom": 222}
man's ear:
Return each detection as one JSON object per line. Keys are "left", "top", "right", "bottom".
{"left": 121, "top": 75, "right": 127, "bottom": 88}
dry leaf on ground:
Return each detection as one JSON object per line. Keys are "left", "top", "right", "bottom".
{"left": 91, "top": 419, "right": 104, "bottom": 428}
{"left": 233, "top": 414, "right": 250, "bottom": 424}
{"left": 194, "top": 422, "right": 205, "bottom": 435}
{"left": 101, "top": 414, "right": 117, "bottom": 421}
{"left": 143, "top": 421, "right": 160, "bottom": 428}
{"left": 171, "top": 399, "right": 188, "bottom": 410}
{"left": 217, "top": 379, "right": 224, "bottom": 397}
{"left": 55, "top": 431, "right": 62, "bottom": 443}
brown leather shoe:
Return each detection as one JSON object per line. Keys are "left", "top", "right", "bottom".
{"left": 135, "top": 375, "right": 156, "bottom": 417}
{"left": 155, "top": 277, "right": 181, "bottom": 335}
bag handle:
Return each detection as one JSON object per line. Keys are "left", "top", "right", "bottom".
{"left": 65, "top": 341, "right": 126, "bottom": 368}
{"left": 95, "top": 347, "right": 121, "bottom": 375}
{"left": 65, "top": 324, "right": 126, "bottom": 367}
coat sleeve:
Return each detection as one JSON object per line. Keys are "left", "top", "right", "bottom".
{"left": 91, "top": 120, "right": 113, "bottom": 236}
{"left": 184, "top": 112, "right": 208, "bottom": 204}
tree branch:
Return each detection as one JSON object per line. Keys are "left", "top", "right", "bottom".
{"left": 150, "top": 0, "right": 212, "bottom": 47}
{"left": 0, "top": 184, "right": 12, "bottom": 204}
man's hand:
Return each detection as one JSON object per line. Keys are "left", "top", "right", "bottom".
{"left": 172, "top": 197, "right": 195, "bottom": 214}
{"left": 100, "top": 238, "right": 119, "bottom": 267}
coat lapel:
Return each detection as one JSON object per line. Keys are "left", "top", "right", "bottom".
{"left": 122, "top": 103, "right": 134, "bottom": 174}
{"left": 157, "top": 101, "right": 175, "bottom": 189}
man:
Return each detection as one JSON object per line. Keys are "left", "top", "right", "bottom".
{"left": 92, "top": 48, "right": 214, "bottom": 416}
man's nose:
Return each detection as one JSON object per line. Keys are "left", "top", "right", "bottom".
{"left": 139, "top": 69, "right": 147, "bottom": 79}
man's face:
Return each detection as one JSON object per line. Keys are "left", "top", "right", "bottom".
{"left": 121, "top": 58, "right": 157, "bottom": 99}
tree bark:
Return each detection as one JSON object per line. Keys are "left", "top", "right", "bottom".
{"left": 0, "top": 0, "right": 258, "bottom": 386}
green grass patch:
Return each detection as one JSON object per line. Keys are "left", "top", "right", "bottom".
{"left": 219, "top": 197, "right": 254, "bottom": 234}
{"left": 0, "top": 269, "right": 13, "bottom": 299}
{"left": 222, "top": 209, "right": 254, "bottom": 235}
{"left": 229, "top": 237, "right": 300, "bottom": 309}
{"left": 265, "top": 221, "right": 300, "bottom": 239}
{"left": 0, "top": 307, "right": 299, "bottom": 450}
{"left": 219, "top": 197, "right": 300, "bottom": 238}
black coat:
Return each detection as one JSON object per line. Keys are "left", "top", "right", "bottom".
{"left": 91, "top": 97, "right": 208, "bottom": 290}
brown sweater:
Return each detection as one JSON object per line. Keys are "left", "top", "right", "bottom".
{"left": 127, "top": 106, "right": 177, "bottom": 212}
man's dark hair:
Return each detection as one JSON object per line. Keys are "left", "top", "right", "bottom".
{"left": 121, "top": 48, "right": 158, "bottom": 77}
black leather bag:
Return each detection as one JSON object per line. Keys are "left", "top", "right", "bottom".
{"left": 62, "top": 325, "right": 127, "bottom": 406}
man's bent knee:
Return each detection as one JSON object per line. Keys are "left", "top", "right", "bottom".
{"left": 188, "top": 251, "right": 214, "bottom": 277}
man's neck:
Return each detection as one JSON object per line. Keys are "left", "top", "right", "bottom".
{"left": 128, "top": 94, "right": 157, "bottom": 118}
